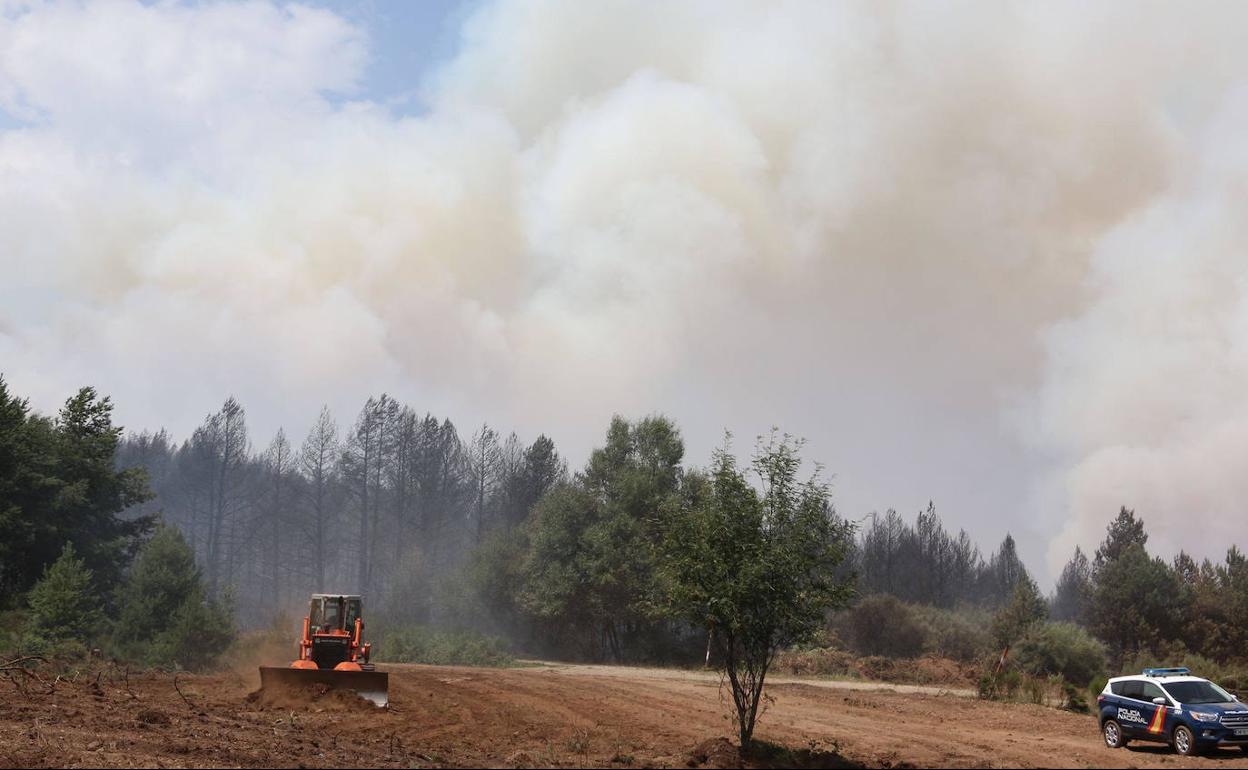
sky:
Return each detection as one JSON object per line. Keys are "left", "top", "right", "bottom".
{"left": 4, "top": 0, "right": 1248, "bottom": 584}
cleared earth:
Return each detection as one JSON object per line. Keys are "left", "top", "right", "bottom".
{"left": 1, "top": 661, "right": 1245, "bottom": 768}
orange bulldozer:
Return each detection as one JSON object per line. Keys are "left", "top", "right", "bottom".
{"left": 258, "top": 594, "right": 389, "bottom": 707}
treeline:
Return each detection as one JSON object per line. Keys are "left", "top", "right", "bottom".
{"left": 852, "top": 504, "right": 1031, "bottom": 608}
{"left": 1052, "top": 507, "right": 1248, "bottom": 668}
{"left": 454, "top": 420, "right": 1041, "bottom": 664}
{"left": 844, "top": 499, "right": 1248, "bottom": 669}
{"left": 0, "top": 378, "right": 231, "bottom": 669}
{"left": 118, "top": 395, "right": 566, "bottom": 627}
{"left": 828, "top": 505, "right": 1248, "bottom": 699}
{"left": 7, "top": 373, "right": 1246, "bottom": 683}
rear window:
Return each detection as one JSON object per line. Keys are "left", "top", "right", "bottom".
{"left": 1112, "top": 680, "right": 1144, "bottom": 699}
{"left": 1110, "top": 681, "right": 1129, "bottom": 696}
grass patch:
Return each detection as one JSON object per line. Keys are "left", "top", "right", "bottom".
{"left": 375, "top": 625, "right": 514, "bottom": 667}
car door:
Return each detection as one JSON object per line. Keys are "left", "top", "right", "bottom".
{"left": 1137, "top": 681, "right": 1170, "bottom": 739}
{"left": 1116, "top": 680, "right": 1157, "bottom": 738}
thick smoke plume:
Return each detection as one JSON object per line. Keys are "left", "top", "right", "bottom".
{"left": 2, "top": 0, "right": 1247, "bottom": 577}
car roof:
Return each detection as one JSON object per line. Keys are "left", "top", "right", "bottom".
{"left": 1108, "top": 675, "right": 1208, "bottom": 685}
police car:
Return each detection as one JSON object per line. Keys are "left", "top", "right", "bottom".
{"left": 1098, "top": 668, "right": 1248, "bottom": 756}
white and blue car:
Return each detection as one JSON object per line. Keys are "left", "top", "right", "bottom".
{"left": 1098, "top": 668, "right": 1248, "bottom": 756}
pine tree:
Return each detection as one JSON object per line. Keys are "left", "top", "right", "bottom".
{"left": 467, "top": 424, "right": 503, "bottom": 544}
{"left": 982, "top": 534, "right": 1029, "bottom": 605}
{"left": 1093, "top": 506, "right": 1147, "bottom": 573}
{"left": 298, "top": 406, "right": 340, "bottom": 591}
{"left": 0, "top": 382, "right": 153, "bottom": 599}
{"left": 25, "top": 542, "right": 103, "bottom": 648}
{"left": 1051, "top": 547, "right": 1091, "bottom": 623}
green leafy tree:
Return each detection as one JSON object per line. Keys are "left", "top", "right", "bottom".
{"left": 520, "top": 484, "right": 616, "bottom": 656}
{"left": 114, "top": 525, "right": 234, "bottom": 670}
{"left": 25, "top": 542, "right": 103, "bottom": 649}
{"left": 467, "top": 526, "right": 531, "bottom": 640}
{"left": 521, "top": 416, "right": 684, "bottom": 661}
{"left": 660, "top": 433, "right": 854, "bottom": 750}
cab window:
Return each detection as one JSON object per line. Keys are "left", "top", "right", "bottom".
{"left": 321, "top": 601, "right": 341, "bottom": 631}
{"left": 345, "top": 598, "right": 361, "bottom": 628}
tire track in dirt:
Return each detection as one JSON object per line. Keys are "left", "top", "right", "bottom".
{"left": 4, "top": 662, "right": 1248, "bottom": 768}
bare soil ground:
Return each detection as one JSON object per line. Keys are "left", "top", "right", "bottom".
{"left": 2, "top": 661, "right": 1246, "bottom": 769}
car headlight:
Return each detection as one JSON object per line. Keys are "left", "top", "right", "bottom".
{"left": 1190, "top": 711, "right": 1219, "bottom": 722}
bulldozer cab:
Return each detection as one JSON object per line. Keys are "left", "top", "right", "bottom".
{"left": 308, "top": 594, "right": 361, "bottom": 635}
{"left": 259, "top": 592, "right": 386, "bottom": 707}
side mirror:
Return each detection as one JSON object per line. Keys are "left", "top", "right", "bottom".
{"left": 1153, "top": 697, "right": 1167, "bottom": 706}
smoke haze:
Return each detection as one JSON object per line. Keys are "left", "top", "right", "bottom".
{"left": 3, "top": 0, "right": 1247, "bottom": 579}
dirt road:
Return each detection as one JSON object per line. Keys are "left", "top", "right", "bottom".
{"left": 526, "top": 660, "right": 978, "bottom": 697}
{"left": 2, "top": 661, "right": 1245, "bottom": 768}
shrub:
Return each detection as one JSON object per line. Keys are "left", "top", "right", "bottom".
{"left": 846, "top": 595, "right": 925, "bottom": 658}
{"left": 376, "top": 625, "right": 514, "bottom": 667}
{"left": 1088, "top": 674, "right": 1109, "bottom": 708}
{"left": 0, "top": 610, "right": 27, "bottom": 656}
{"left": 1025, "top": 675, "right": 1046, "bottom": 704}
{"left": 773, "top": 646, "right": 857, "bottom": 677}
{"left": 113, "top": 525, "right": 235, "bottom": 671}
{"left": 1000, "top": 668, "right": 1022, "bottom": 698}
{"left": 1064, "top": 680, "right": 1089, "bottom": 712}
{"left": 1012, "top": 622, "right": 1107, "bottom": 687}
{"left": 145, "top": 587, "right": 236, "bottom": 671}
{"left": 911, "top": 605, "right": 994, "bottom": 662}
{"left": 978, "top": 672, "right": 995, "bottom": 699}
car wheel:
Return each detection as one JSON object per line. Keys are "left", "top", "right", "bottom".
{"left": 1103, "top": 720, "right": 1126, "bottom": 749}
{"left": 1172, "top": 725, "right": 1197, "bottom": 756}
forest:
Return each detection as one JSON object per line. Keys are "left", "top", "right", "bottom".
{"left": 3, "top": 376, "right": 1248, "bottom": 699}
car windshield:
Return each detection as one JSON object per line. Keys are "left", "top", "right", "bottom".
{"left": 1164, "top": 680, "right": 1234, "bottom": 705}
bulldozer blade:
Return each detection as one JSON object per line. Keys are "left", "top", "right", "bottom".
{"left": 258, "top": 666, "right": 389, "bottom": 707}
